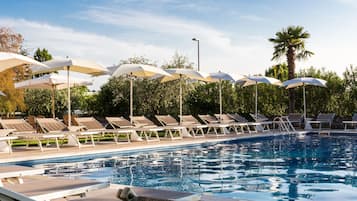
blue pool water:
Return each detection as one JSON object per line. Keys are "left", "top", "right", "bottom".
{"left": 15, "top": 134, "right": 357, "bottom": 201}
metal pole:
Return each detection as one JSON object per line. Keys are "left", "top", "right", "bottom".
{"left": 130, "top": 77, "right": 133, "bottom": 124}
{"left": 255, "top": 82, "right": 258, "bottom": 119}
{"left": 179, "top": 75, "right": 183, "bottom": 125}
{"left": 197, "top": 40, "right": 200, "bottom": 71}
{"left": 219, "top": 80, "right": 222, "bottom": 121}
{"left": 51, "top": 85, "right": 55, "bottom": 118}
{"left": 67, "top": 66, "right": 71, "bottom": 126}
{"left": 303, "top": 83, "right": 306, "bottom": 121}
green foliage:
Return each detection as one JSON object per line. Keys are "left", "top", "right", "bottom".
{"left": 34, "top": 48, "right": 52, "bottom": 62}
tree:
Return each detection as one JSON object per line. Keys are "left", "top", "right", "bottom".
{"left": 34, "top": 48, "right": 52, "bottom": 62}
{"left": 269, "top": 26, "right": 313, "bottom": 113}
{"left": 0, "top": 27, "right": 26, "bottom": 117}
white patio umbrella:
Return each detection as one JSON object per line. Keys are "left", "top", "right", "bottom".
{"left": 15, "top": 74, "right": 93, "bottom": 118}
{"left": 0, "top": 52, "right": 47, "bottom": 72}
{"left": 283, "top": 77, "right": 327, "bottom": 120}
{"left": 240, "top": 76, "right": 282, "bottom": 119}
{"left": 161, "top": 68, "right": 206, "bottom": 124}
{"left": 112, "top": 64, "right": 171, "bottom": 123}
{"left": 31, "top": 58, "right": 107, "bottom": 126}
{"left": 206, "top": 72, "right": 243, "bottom": 120}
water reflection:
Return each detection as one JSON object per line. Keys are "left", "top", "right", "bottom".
{"left": 33, "top": 134, "right": 357, "bottom": 201}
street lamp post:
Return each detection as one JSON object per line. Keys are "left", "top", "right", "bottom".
{"left": 192, "top": 38, "right": 200, "bottom": 71}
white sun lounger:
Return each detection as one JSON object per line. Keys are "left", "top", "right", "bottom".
{"left": 342, "top": 113, "right": 357, "bottom": 130}
{"left": 0, "top": 165, "right": 44, "bottom": 187}
{"left": 0, "top": 129, "right": 17, "bottom": 154}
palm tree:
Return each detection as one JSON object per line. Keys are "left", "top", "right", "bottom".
{"left": 269, "top": 26, "right": 313, "bottom": 113}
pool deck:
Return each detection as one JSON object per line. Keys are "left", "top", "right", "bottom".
{"left": 0, "top": 131, "right": 302, "bottom": 164}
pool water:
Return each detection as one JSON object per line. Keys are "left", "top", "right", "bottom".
{"left": 17, "top": 134, "right": 357, "bottom": 201}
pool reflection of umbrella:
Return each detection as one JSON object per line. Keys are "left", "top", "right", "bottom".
{"left": 0, "top": 52, "right": 47, "bottom": 72}
{"left": 283, "top": 77, "right": 327, "bottom": 120}
{"left": 161, "top": 68, "right": 206, "bottom": 124}
{"left": 31, "top": 58, "right": 107, "bottom": 126}
{"left": 240, "top": 76, "right": 282, "bottom": 119}
{"left": 206, "top": 72, "right": 243, "bottom": 120}
{"left": 15, "top": 74, "right": 92, "bottom": 118}
{"left": 112, "top": 64, "right": 171, "bottom": 123}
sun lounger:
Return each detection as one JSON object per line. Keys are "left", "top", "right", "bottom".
{"left": 35, "top": 118, "right": 97, "bottom": 148}
{"left": 0, "top": 119, "right": 64, "bottom": 151}
{"left": 132, "top": 116, "right": 183, "bottom": 141}
{"left": 74, "top": 117, "right": 131, "bottom": 144}
{"left": 306, "top": 113, "right": 335, "bottom": 130}
{"left": 198, "top": 114, "right": 230, "bottom": 136}
{"left": 287, "top": 113, "right": 303, "bottom": 128}
{"left": 155, "top": 115, "right": 199, "bottom": 138}
{"left": 227, "top": 113, "right": 259, "bottom": 133}
{"left": 214, "top": 114, "right": 249, "bottom": 134}
{"left": 179, "top": 115, "right": 207, "bottom": 137}
{"left": 0, "top": 129, "right": 17, "bottom": 154}
{"left": 0, "top": 165, "right": 44, "bottom": 187}
{"left": 105, "top": 117, "right": 149, "bottom": 142}
{"left": 3, "top": 175, "right": 108, "bottom": 201}
{"left": 249, "top": 113, "right": 272, "bottom": 132}
{"left": 343, "top": 113, "right": 357, "bottom": 130}
{"left": 181, "top": 115, "right": 226, "bottom": 137}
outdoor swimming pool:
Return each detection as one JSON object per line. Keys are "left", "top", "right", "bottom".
{"left": 15, "top": 134, "right": 357, "bottom": 201}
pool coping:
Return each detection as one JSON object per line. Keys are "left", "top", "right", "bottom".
{"left": 0, "top": 131, "right": 307, "bottom": 164}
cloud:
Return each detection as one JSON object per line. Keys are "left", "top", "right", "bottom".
{"left": 239, "top": 14, "right": 266, "bottom": 22}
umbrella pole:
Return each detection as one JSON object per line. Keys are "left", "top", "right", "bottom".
{"left": 67, "top": 66, "right": 71, "bottom": 126}
{"left": 179, "top": 75, "right": 183, "bottom": 125}
{"left": 219, "top": 80, "right": 222, "bottom": 121}
{"left": 52, "top": 85, "right": 55, "bottom": 118}
{"left": 303, "top": 83, "right": 306, "bottom": 121}
{"left": 130, "top": 77, "right": 133, "bottom": 124}
{"left": 255, "top": 82, "right": 258, "bottom": 119}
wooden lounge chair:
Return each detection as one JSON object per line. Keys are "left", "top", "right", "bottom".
{"left": 132, "top": 116, "right": 183, "bottom": 141}
{"left": 0, "top": 119, "right": 64, "bottom": 151}
{"left": 306, "top": 113, "right": 335, "bottom": 130}
{"left": 152, "top": 115, "right": 185, "bottom": 140}
{"left": 35, "top": 118, "right": 97, "bottom": 148}
{"left": 343, "top": 113, "right": 357, "bottom": 130}
{"left": 198, "top": 114, "right": 230, "bottom": 136}
{"left": 287, "top": 113, "right": 303, "bottom": 128}
{"left": 74, "top": 117, "right": 131, "bottom": 144}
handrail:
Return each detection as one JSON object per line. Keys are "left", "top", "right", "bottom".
{"left": 273, "top": 116, "right": 296, "bottom": 134}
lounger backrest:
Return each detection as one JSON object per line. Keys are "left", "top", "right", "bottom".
{"left": 180, "top": 115, "right": 201, "bottom": 125}
{"left": 155, "top": 115, "right": 178, "bottom": 126}
{"left": 316, "top": 113, "right": 335, "bottom": 122}
{"left": 105, "top": 117, "right": 133, "bottom": 129}
{"left": 288, "top": 113, "right": 303, "bottom": 122}
{"left": 74, "top": 117, "right": 104, "bottom": 130}
{"left": 198, "top": 114, "right": 219, "bottom": 124}
{"left": 36, "top": 118, "right": 68, "bottom": 133}
{"left": 250, "top": 113, "right": 269, "bottom": 122}
{"left": 214, "top": 114, "right": 235, "bottom": 123}
{"left": 0, "top": 119, "right": 36, "bottom": 133}
{"left": 131, "top": 116, "right": 156, "bottom": 128}
{"left": 352, "top": 113, "right": 357, "bottom": 121}
{"left": 228, "top": 113, "right": 248, "bottom": 123}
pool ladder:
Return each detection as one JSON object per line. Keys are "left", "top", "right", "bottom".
{"left": 273, "top": 116, "right": 296, "bottom": 134}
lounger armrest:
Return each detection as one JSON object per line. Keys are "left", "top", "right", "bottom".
{"left": 0, "top": 129, "right": 16, "bottom": 136}
{"left": 342, "top": 121, "right": 357, "bottom": 124}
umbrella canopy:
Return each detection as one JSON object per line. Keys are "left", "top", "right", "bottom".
{"left": 0, "top": 52, "right": 47, "bottom": 72}
{"left": 0, "top": 91, "right": 5, "bottom": 96}
{"left": 283, "top": 77, "right": 327, "bottom": 119}
{"left": 31, "top": 58, "right": 107, "bottom": 126}
{"left": 240, "top": 76, "right": 282, "bottom": 119}
{"left": 15, "top": 74, "right": 92, "bottom": 118}
{"left": 112, "top": 64, "right": 171, "bottom": 123}
{"left": 205, "top": 71, "right": 238, "bottom": 120}
{"left": 161, "top": 68, "right": 206, "bottom": 124}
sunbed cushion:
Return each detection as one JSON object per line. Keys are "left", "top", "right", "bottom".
{"left": 36, "top": 118, "right": 68, "bottom": 133}
{"left": 106, "top": 117, "right": 133, "bottom": 128}
{"left": 0, "top": 119, "right": 35, "bottom": 133}
{"left": 75, "top": 117, "right": 104, "bottom": 130}
{"left": 155, "top": 115, "right": 179, "bottom": 126}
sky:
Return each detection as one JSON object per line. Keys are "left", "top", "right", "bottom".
{"left": 1, "top": 0, "right": 357, "bottom": 90}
